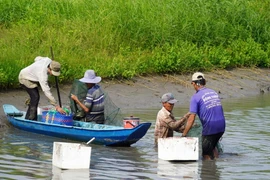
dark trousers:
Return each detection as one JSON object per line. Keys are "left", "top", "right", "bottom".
{"left": 202, "top": 132, "right": 224, "bottom": 159}
{"left": 85, "top": 113, "right": 105, "bottom": 124}
{"left": 21, "top": 84, "right": 40, "bottom": 120}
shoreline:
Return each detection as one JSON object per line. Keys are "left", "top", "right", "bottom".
{"left": 101, "top": 67, "right": 270, "bottom": 110}
{"left": 1, "top": 68, "right": 270, "bottom": 119}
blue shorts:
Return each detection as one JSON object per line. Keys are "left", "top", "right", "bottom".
{"left": 202, "top": 132, "right": 224, "bottom": 159}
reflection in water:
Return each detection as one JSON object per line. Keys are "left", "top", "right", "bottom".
{"left": 0, "top": 127, "right": 54, "bottom": 179}
{"left": 157, "top": 159, "right": 199, "bottom": 179}
{"left": 1, "top": 94, "right": 270, "bottom": 179}
{"left": 89, "top": 145, "right": 159, "bottom": 179}
{"left": 200, "top": 160, "right": 220, "bottom": 180}
{"left": 52, "top": 166, "right": 90, "bottom": 180}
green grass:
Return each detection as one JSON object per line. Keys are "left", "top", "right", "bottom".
{"left": 1, "top": 0, "right": 270, "bottom": 89}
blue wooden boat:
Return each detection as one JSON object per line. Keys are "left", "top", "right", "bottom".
{"left": 3, "top": 104, "right": 151, "bottom": 146}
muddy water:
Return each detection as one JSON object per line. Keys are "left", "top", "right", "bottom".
{"left": 1, "top": 93, "right": 270, "bottom": 179}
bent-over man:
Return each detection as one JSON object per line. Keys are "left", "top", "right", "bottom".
{"left": 154, "top": 92, "right": 190, "bottom": 146}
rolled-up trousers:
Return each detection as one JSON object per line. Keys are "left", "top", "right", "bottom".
{"left": 20, "top": 84, "right": 40, "bottom": 120}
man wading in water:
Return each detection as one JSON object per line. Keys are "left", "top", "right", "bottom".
{"left": 182, "top": 72, "right": 226, "bottom": 160}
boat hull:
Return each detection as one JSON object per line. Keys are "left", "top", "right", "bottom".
{"left": 3, "top": 104, "right": 151, "bottom": 146}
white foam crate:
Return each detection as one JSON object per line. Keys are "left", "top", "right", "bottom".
{"left": 158, "top": 137, "right": 199, "bottom": 161}
{"left": 52, "top": 142, "right": 91, "bottom": 169}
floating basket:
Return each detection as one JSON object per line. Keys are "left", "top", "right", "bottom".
{"left": 41, "top": 110, "right": 73, "bottom": 126}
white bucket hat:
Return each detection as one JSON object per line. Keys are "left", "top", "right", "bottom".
{"left": 79, "top": 70, "right": 101, "bottom": 84}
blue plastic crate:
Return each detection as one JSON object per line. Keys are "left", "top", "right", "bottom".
{"left": 41, "top": 111, "right": 73, "bottom": 126}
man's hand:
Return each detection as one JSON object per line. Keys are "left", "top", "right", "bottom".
{"left": 70, "top": 93, "right": 79, "bottom": 102}
{"left": 184, "top": 112, "right": 191, "bottom": 119}
{"left": 56, "top": 105, "right": 66, "bottom": 114}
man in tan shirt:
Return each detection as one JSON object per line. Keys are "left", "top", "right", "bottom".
{"left": 154, "top": 93, "right": 190, "bottom": 146}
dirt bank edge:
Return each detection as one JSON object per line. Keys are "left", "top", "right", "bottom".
{"left": 1, "top": 68, "right": 270, "bottom": 117}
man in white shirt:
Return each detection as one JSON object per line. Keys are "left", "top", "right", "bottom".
{"left": 19, "top": 56, "right": 65, "bottom": 120}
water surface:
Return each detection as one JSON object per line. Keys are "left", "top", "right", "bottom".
{"left": 1, "top": 93, "right": 270, "bottom": 179}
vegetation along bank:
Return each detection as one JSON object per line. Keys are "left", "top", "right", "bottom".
{"left": 1, "top": 0, "right": 270, "bottom": 89}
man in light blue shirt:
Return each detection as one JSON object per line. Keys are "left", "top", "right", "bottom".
{"left": 182, "top": 72, "right": 226, "bottom": 160}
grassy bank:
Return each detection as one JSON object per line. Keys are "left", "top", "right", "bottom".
{"left": 1, "top": 0, "right": 270, "bottom": 89}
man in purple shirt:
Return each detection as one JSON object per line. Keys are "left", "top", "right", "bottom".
{"left": 182, "top": 72, "right": 226, "bottom": 160}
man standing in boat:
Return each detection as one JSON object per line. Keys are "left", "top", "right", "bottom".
{"left": 70, "top": 70, "right": 105, "bottom": 124}
{"left": 19, "top": 56, "right": 65, "bottom": 121}
{"left": 182, "top": 72, "right": 226, "bottom": 160}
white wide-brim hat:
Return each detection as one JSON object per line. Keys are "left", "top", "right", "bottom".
{"left": 79, "top": 70, "right": 101, "bottom": 84}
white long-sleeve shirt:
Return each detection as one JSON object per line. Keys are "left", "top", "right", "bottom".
{"left": 19, "top": 56, "right": 57, "bottom": 105}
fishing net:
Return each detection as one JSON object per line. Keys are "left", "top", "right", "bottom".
{"left": 187, "top": 119, "right": 224, "bottom": 153}
{"left": 69, "top": 79, "right": 88, "bottom": 115}
{"left": 103, "top": 92, "right": 124, "bottom": 126}
{"left": 69, "top": 79, "right": 124, "bottom": 126}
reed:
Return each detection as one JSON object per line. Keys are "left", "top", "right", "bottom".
{"left": 0, "top": 0, "right": 270, "bottom": 89}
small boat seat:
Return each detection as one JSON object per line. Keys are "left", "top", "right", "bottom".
{"left": 7, "top": 112, "right": 24, "bottom": 117}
